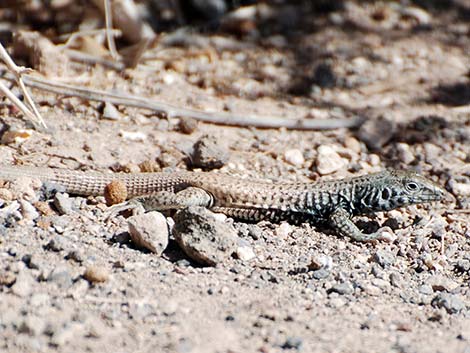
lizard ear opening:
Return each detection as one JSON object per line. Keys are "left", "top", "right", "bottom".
{"left": 381, "top": 188, "right": 390, "bottom": 200}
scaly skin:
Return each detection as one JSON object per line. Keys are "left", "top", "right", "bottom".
{"left": 0, "top": 165, "right": 445, "bottom": 241}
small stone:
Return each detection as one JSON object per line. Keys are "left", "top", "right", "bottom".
{"left": 11, "top": 272, "right": 34, "bottom": 297}
{"left": 283, "top": 149, "right": 305, "bottom": 167}
{"left": 7, "top": 176, "right": 40, "bottom": 202}
{"left": 368, "top": 154, "right": 381, "bottom": 166}
{"left": 128, "top": 211, "right": 169, "bottom": 255}
{"left": 138, "top": 160, "right": 160, "bottom": 173}
{"left": 396, "top": 143, "right": 415, "bottom": 164}
{"left": 65, "top": 249, "right": 85, "bottom": 263}
{"left": 22, "top": 254, "right": 40, "bottom": 270}
{"left": 50, "top": 323, "right": 83, "bottom": 347}
{"left": 356, "top": 116, "right": 396, "bottom": 150}
{"left": 315, "top": 145, "right": 347, "bottom": 175}
{"left": 18, "top": 316, "right": 46, "bottom": 336}
{"left": 102, "top": 102, "right": 122, "bottom": 120}
{"left": 44, "top": 235, "right": 67, "bottom": 252}
{"left": 191, "top": 135, "right": 229, "bottom": 170}
{"left": 425, "top": 274, "right": 459, "bottom": 292}
{"left": 104, "top": 180, "right": 128, "bottom": 206}
{"left": 0, "top": 188, "right": 13, "bottom": 201}
{"left": 372, "top": 249, "right": 396, "bottom": 267}
{"left": 47, "top": 266, "right": 73, "bottom": 288}
{"left": 83, "top": 265, "right": 109, "bottom": 283}
{"left": 311, "top": 267, "right": 331, "bottom": 280}
{"left": 275, "top": 222, "right": 292, "bottom": 238}
{"left": 361, "top": 283, "right": 382, "bottom": 296}
{"left": 431, "top": 293, "right": 465, "bottom": 314}
{"left": 53, "top": 193, "right": 74, "bottom": 215}
{"left": 173, "top": 207, "right": 238, "bottom": 266}
{"left": 343, "top": 136, "right": 362, "bottom": 153}
{"left": 119, "top": 130, "right": 146, "bottom": 142}
{"left": 308, "top": 254, "right": 333, "bottom": 272}
{"left": 448, "top": 179, "right": 470, "bottom": 196}
{"left": 329, "top": 282, "right": 354, "bottom": 295}
{"left": 177, "top": 118, "right": 198, "bottom": 134}
{"left": 19, "top": 200, "right": 40, "bottom": 220}
{"left": 281, "top": 337, "right": 303, "bottom": 350}
{"left": 235, "top": 239, "right": 256, "bottom": 261}
{"left": 0, "top": 271, "right": 16, "bottom": 286}
{"left": 418, "top": 284, "right": 433, "bottom": 295}
{"left": 33, "top": 201, "right": 55, "bottom": 216}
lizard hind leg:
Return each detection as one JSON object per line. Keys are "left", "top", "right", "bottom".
{"left": 133, "top": 187, "right": 214, "bottom": 211}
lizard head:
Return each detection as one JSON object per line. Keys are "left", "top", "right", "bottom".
{"left": 369, "top": 170, "right": 445, "bottom": 212}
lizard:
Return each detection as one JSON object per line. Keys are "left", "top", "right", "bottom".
{"left": 0, "top": 164, "right": 445, "bottom": 242}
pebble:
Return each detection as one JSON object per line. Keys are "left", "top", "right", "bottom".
{"left": 102, "top": 102, "right": 122, "bottom": 120}
{"left": 47, "top": 266, "right": 73, "bottom": 289}
{"left": 396, "top": 143, "right": 415, "bottom": 164}
{"left": 119, "top": 130, "right": 146, "bottom": 142}
{"left": 7, "top": 176, "right": 40, "bottom": 202}
{"left": 53, "top": 193, "right": 74, "bottom": 215}
{"left": 127, "top": 211, "right": 169, "bottom": 255}
{"left": 281, "top": 336, "right": 303, "bottom": 350}
{"left": 431, "top": 293, "right": 465, "bottom": 314}
{"left": 0, "top": 188, "right": 13, "bottom": 201}
{"left": 356, "top": 116, "right": 396, "bottom": 150}
{"left": 329, "top": 282, "right": 354, "bottom": 295}
{"left": 361, "top": 283, "right": 382, "bottom": 296}
{"left": 19, "top": 200, "right": 40, "bottom": 220}
{"left": 315, "top": 145, "right": 347, "bottom": 175}
{"left": 83, "top": 265, "right": 109, "bottom": 283}
{"left": 177, "top": 118, "right": 198, "bottom": 134}
{"left": 173, "top": 207, "right": 239, "bottom": 266}
{"left": 11, "top": 272, "right": 34, "bottom": 297}
{"left": 22, "top": 254, "right": 41, "bottom": 270}
{"left": 425, "top": 274, "right": 459, "bottom": 292}
{"left": 283, "top": 149, "right": 304, "bottom": 167}
{"left": 191, "top": 135, "right": 229, "bottom": 170}
{"left": 235, "top": 239, "right": 256, "bottom": 261}
{"left": 44, "top": 235, "right": 68, "bottom": 252}
{"left": 372, "top": 249, "right": 396, "bottom": 267}
{"left": 343, "top": 136, "right": 362, "bottom": 154}
{"left": 50, "top": 323, "right": 83, "bottom": 347}
{"left": 17, "top": 316, "right": 46, "bottom": 336}
{"left": 448, "top": 179, "right": 470, "bottom": 196}
{"left": 308, "top": 254, "right": 333, "bottom": 272}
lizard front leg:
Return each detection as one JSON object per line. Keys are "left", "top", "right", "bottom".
{"left": 329, "top": 207, "right": 384, "bottom": 242}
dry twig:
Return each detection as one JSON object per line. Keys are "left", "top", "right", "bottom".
{"left": 0, "top": 43, "right": 46, "bottom": 128}
{"left": 16, "top": 74, "right": 363, "bottom": 130}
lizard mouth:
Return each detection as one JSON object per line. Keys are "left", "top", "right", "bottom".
{"left": 412, "top": 186, "right": 445, "bottom": 203}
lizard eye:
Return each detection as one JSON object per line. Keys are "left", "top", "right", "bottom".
{"left": 406, "top": 182, "right": 419, "bottom": 191}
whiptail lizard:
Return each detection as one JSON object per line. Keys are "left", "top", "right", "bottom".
{"left": 0, "top": 165, "right": 444, "bottom": 241}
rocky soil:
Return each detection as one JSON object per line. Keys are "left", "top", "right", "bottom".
{"left": 0, "top": 1, "right": 469, "bottom": 353}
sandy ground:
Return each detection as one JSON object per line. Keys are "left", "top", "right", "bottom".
{"left": 0, "top": 2, "right": 469, "bottom": 353}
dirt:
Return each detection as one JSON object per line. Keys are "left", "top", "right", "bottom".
{"left": 0, "top": 2, "right": 469, "bottom": 353}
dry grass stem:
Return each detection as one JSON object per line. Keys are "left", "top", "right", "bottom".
{"left": 0, "top": 42, "right": 46, "bottom": 128}
{"left": 17, "top": 74, "right": 363, "bottom": 130}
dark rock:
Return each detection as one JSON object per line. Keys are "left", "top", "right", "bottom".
{"left": 356, "top": 116, "right": 396, "bottom": 150}
{"left": 431, "top": 293, "right": 465, "bottom": 314}
{"left": 173, "top": 207, "right": 238, "bottom": 266}
{"left": 191, "top": 135, "right": 229, "bottom": 170}
{"left": 372, "top": 250, "right": 396, "bottom": 268}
